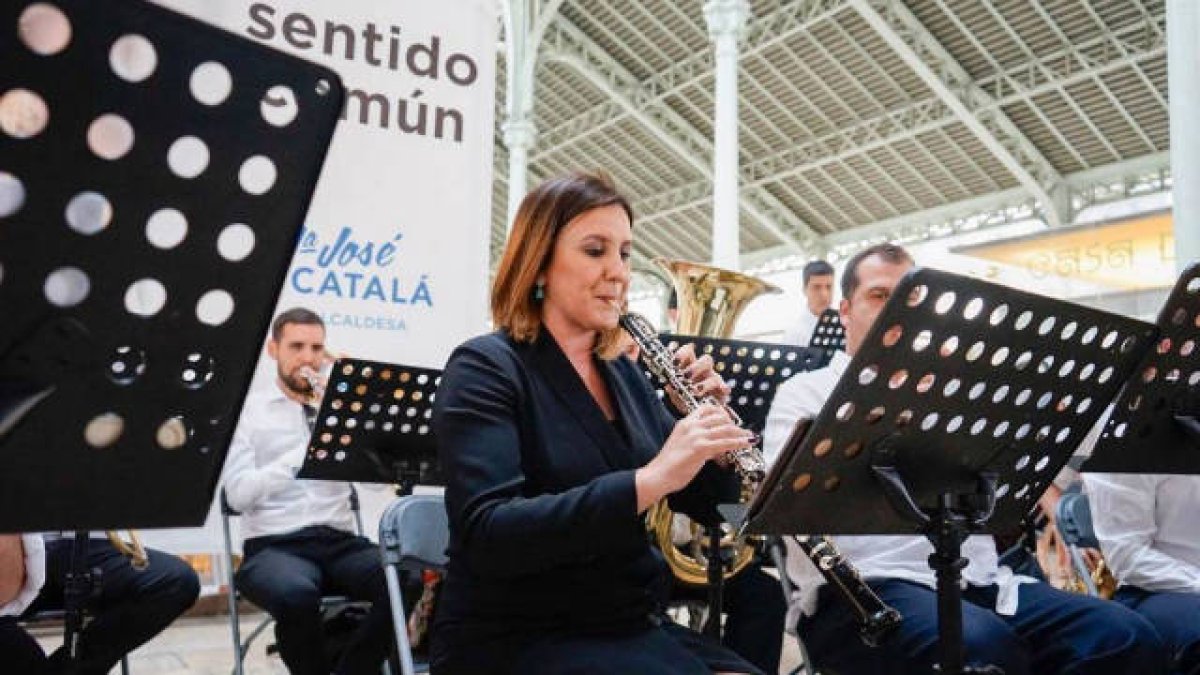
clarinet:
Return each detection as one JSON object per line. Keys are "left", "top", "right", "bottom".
{"left": 619, "top": 311, "right": 765, "bottom": 484}
{"left": 619, "top": 311, "right": 902, "bottom": 647}
{"left": 792, "top": 535, "right": 902, "bottom": 647}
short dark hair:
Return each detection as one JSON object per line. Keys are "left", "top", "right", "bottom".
{"left": 841, "top": 243, "right": 914, "bottom": 299}
{"left": 802, "top": 260, "right": 835, "bottom": 287}
{"left": 270, "top": 307, "right": 324, "bottom": 341}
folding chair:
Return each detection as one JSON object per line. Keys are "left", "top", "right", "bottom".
{"left": 1055, "top": 488, "right": 1103, "bottom": 597}
{"left": 219, "top": 485, "right": 369, "bottom": 675}
{"left": 378, "top": 494, "right": 449, "bottom": 675}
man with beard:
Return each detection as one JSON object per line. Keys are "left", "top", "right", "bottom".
{"left": 223, "top": 308, "right": 398, "bottom": 675}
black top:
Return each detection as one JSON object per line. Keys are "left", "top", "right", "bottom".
{"left": 430, "top": 330, "right": 734, "bottom": 670}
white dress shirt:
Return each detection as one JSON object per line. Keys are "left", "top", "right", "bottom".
{"left": 780, "top": 308, "right": 821, "bottom": 348}
{"left": 1, "top": 534, "right": 45, "bottom": 617}
{"left": 1084, "top": 473, "right": 1200, "bottom": 594}
{"left": 763, "top": 350, "right": 1030, "bottom": 627}
{"left": 222, "top": 386, "right": 355, "bottom": 542}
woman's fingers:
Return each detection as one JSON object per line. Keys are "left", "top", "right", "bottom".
{"left": 672, "top": 343, "right": 697, "bottom": 369}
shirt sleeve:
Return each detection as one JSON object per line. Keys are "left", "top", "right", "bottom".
{"left": 763, "top": 376, "right": 818, "bottom": 470}
{"left": 1085, "top": 473, "right": 1200, "bottom": 593}
{"left": 0, "top": 534, "right": 45, "bottom": 617}
{"left": 221, "top": 411, "right": 300, "bottom": 513}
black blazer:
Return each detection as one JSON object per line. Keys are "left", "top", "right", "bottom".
{"left": 430, "top": 330, "right": 734, "bottom": 669}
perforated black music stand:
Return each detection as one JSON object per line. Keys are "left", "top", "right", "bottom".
{"left": 297, "top": 358, "right": 444, "bottom": 494}
{"left": 0, "top": 0, "right": 343, "bottom": 662}
{"left": 743, "top": 267, "right": 1154, "bottom": 674}
{"left": 0, "top": 0, "right": 343, "bottom": 530}
{"left": 1084, "top": 262, "right": 1200, "bottom": 474}
{"left": 809, "top": 308, "right": 846, "bottom": 362}
{"left": 655, "top": 333, "right": 827, "bottom": 436}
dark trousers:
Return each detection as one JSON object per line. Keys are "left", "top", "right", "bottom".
{"left": 236, "top": 526, "right": 395, "bottom": 675}
{"left": 24, "top": 539, "right": 200, "bottom": 675}
{"left": 0, "top": 617, "right": 46, "bottom": 674}
{"left": 1115, "top": 586, "right": 1200, "bottom": 674}
{"left": 723, "top": 563, "right": 786, "bottom": 673}
{"left": 510, "top": 620, "right": 762, "bottom": 675}
{"left": 672, "top": 562, "right": 785, "bottom": 673}
{"left": 799, "top": 579, "right": 1166, "bottom": 675}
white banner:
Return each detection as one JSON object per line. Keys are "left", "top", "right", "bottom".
{"left": 144, "top": 0, "right": 497, "bottom": 570}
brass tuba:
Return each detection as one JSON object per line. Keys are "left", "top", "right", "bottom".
{"left": 648, "top": 258, "right": 779, "bottom": 587}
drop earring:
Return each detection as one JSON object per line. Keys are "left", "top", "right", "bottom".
{"left": 533, "top": 281, "right": 545, "bottom": 301}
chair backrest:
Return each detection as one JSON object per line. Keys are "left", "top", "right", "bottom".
{"left": 378, "top": 494, "right": 449, "bottom": 570}
{"left": 1056, "top": 491, "right": 1100, "bottom": 549}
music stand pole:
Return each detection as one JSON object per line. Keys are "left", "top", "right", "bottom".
{"left": 702, "top": 525, "right": 725, "bottom": 639}
{"left": 61, "top": 531, "right": 96, "bottom": 667}
{"left": 872, "top": 436, "right": 1000, "bottom": 675}
{"left": 928, "top": 497, "right": 969, "bottom": 675}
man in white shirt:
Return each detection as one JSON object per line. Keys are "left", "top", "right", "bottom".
{"left": 1086, "top": 473, "right": 1200, "bottom": 673}
{"left": 1, "top": 534, "right": 46, "bottom": 672}
{"left": 762, "top": 243, "right": 1164, "bottom": 675}
{"left": 224, "top": 308, "right": 397, "bottom": 675}
{"left": 780, "top": 260, "right": 834, "bottom": 347}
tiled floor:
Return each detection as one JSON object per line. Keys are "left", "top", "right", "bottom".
{"left": 32, "top": 615, "right": 289, "bottom": 675}
{"left": 31, "top": 613, "right": 807, "bottom": 674}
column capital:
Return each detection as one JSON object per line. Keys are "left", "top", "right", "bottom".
{"left": 501, "top": 117, "right": 538, "bottom": 150}
{"left": 703, "top": 0, "right": 750, "bottom": 42}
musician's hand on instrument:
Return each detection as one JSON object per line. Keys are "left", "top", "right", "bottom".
{"left": 297, "top": 366, "right": 328, "bottom": 402}
{"left": 671, "top": 343, "right": 731, "bottom": 404}
{"left": 634, "top": 404, "right": 753, "bottom": 512}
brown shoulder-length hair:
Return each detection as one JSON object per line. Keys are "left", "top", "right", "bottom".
{"left": 492, "top": 172, "right": 634, "bottom": 359}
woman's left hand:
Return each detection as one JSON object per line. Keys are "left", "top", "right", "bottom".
{"left": 669, "top": 343, "right": 730, "bottom": 406}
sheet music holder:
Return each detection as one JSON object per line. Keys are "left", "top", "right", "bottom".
{"left": 0, "top": 0, "right": 343, "bottom": 665}
{"left": 742, "top": 267, "right": 1154, "bottom": 674}
{"left": 655, "top": 333, "right": 826, "bottom": 435}
{"left": 808, "top": 308, "right": 846, "bottom": 360}
{"left": 0, "top": 0, "right": 343, "bottom": 531}
{"left": 1085, "top": 262, "right": 1200, "bottom": 474}
{"left": 298, "top": 358, "right": 444, "bottom": 494}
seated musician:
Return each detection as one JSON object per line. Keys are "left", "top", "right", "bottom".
{"left": 430, "top": 172, "right": 761, "bottom": 674}
{"left": 21, "top": 533, "right": 198, "bottom": 675}
{"left": 1086, "top": 471, "right": 1200, "bottom": 673}
{"left": 762, "top": 243, "right": 1166, "bottom": 674}
{"left": 222, "top": 307, "right": 400, "bottom": 675}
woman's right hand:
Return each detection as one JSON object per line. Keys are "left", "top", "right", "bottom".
{"left": 634, "top": 404, "right": 753, "bottom": 513}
